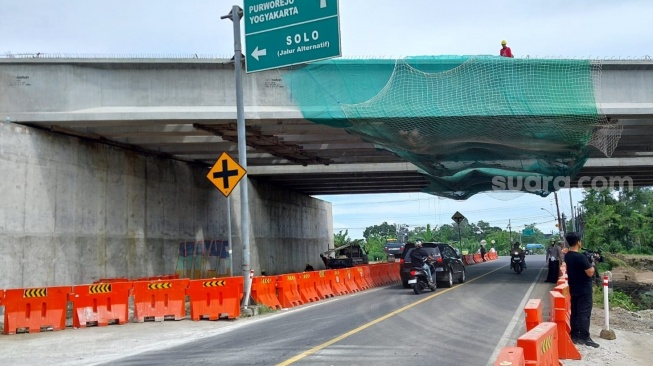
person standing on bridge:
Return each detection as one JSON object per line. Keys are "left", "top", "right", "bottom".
{"left": 564, "top": 232, "right": 600, "bottom": 348}
{"left": 500, "top": 40, "right": 514, "bottom": 58}
{"left": 545, "top": 240, "right": 563, "bottom": 283}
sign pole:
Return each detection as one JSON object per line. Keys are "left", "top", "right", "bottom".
{"left": 227, "top": 195, "right": 233, "bottom": 276}
{"left": 451, "top": 211, "right": 465, "bottom": 255}
{"left": 222, "top": 5, "right": 252, "bottom": 308}
{"left": 457, "top": 223, "right": 462, "bottom": 255}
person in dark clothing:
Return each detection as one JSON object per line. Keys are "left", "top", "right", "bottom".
{"left": 510, "top": 242, "right": 527, "bottom": 269}
{"left": 479, "top": 239, "right": 487, "bottom": 262}
{"left": 410, "top": 242, "right": 435, "bottom": 283}
{"left": 545, "top": 240, "right": 563, "bottom": 283}
{"left": 564, "top": 232, "right": 600, "bottom": 348}
{"left": 304, "top": 263, "right": 315, "bottom": 272}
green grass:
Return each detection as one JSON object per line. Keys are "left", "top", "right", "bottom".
{"left": 593, "top": 286, "right": 640, "bottom": 311}
{"left": 257, "top": 304, "right": 277, "bottom": 315}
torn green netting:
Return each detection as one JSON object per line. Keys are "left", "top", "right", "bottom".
{"left": 284, "top": 56, "right": 618, "bottom": 199}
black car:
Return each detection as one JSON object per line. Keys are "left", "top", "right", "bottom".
{"left": 384, "top": 240, "right": 405, "bottom": 257}
{"left": 400, "top": 242, "right": 466, "bottom": 288}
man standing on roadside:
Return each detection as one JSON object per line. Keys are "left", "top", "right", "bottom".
{"left": 564, "top": 232, "right": 600, "bottom": 348}
{"left": 545, "top": 240, "right": 563, "bottom": 283}
{"left": 479, "top": 239, "right": 487, "bottom": 261}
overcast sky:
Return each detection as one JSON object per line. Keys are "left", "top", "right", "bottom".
{"left": 3, "top": 0, "right": 649, "bottom": 239}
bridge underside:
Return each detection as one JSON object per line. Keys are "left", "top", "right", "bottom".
{"left": 19, "top": 116, "right": 653, "bottom": 196}
{"left": 5, "top": 58, "right": 653, "bottom": 196}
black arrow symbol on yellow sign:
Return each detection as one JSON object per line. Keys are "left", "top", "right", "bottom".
{"left": 89, "top": 284, "right": 112, "bottom": 294}
{"left": 23, "top": 288, "right": 47, "bottom": 298}
{"left": 148, "top": 282, "right": 172, "bottom": 290}
{"left": 203, "top": 280, "right": 226, "bottom": 287}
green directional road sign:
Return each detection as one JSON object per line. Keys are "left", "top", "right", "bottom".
{"left": 522, "top": 227, "right": 535, "bottom": 236}
{"left": 244, "top": 0, "right": 341, "bottom": 73}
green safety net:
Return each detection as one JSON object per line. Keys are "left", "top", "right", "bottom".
{"left": 284, "top": 56, "right": 620, "bottom": 199}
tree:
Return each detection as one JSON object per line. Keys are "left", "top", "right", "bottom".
{"left": 413, "top": 224, "right": 436, "bottom": 242}
{"left": 579, "top": 187, "right": 653, "bottom": 254}
{"left": 363, "top": 222, "right": 396, "bottom": 241}
{"left": 362, "top": 233, "right": 386, "bottom": 261}
{"left": 334, "top": 230, "right": 352, "bottom": 248}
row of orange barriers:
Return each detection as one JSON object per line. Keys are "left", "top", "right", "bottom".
{"left": 462, "top": 251, "right": 498, "bottom": 265}
{"left": 0, "top": 276, "right": 243, "bottom": 335}
{"left": 251, "top": 263, "right": 400, "bottom": 310}
{"left": 0, "top": 263, "right": 401, "bottom": 336}
{"left": 493, "top": 263, "right": 580, "bottom": 365}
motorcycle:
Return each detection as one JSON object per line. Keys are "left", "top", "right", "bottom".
{"left": 511, "top": 251, "right": 524, "bottom": 274}
{"left": 407, "top": 261, "right": 437, "bottom": 294}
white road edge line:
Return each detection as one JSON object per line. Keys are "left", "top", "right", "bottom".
{"left": 485, "top": 266, "right": 546, "bottom": 366}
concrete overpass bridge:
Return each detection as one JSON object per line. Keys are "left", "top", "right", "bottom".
{"left": 2, "top": 57, "right": 653, "bottom": 195}
{"left": 1, "top": 56, "right": 652, "bottom": 289}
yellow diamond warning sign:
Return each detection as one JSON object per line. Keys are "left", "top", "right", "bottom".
{"left": 207, "top": 152, "right": 246, "bottom": 197}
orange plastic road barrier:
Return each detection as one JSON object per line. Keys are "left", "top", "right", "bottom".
{"left": 474, "top": 254, "right": 483, "bottom": 263}
{"left": 388, "top": 263, "right": 400, "bottom": 282}
{"left": 330, "top": 270, "right": 350, "bottom": 295}
{"left": 524, "top": 298, "right": 543, "bottom": 331}
{"left": 187, "top": 276, "right": 243, "bottom": 320}
{"left": 353, "top": 267, "right": 370, "bottom": 290}
{"left": 314, "top": 270, "right": 335, "bottom": 298}
{"left": 549, "top": 291, "right": 581, "bottom": 360}
{"left": 251, "top": 276, "right": 283, "bottom": 309}
{"left": 343, "top": 269, "right": 360, "bottom": 293}
{"left": 2, "top": 286, "right": 70, "bottom": 334}
{"left": 517, "top": 322, "right": 561, "bottom": 366}
{"left": 70, "top": 282, "right": 131, "bottom": 328}
{"left": 297, "top": 272, "right": 321, "bottom": 303}
{"left": 132, "top": 279, "right": 189, "bottom": 322}
{"left": 377, "top": 264, "right": 392, "bottom": 284}
{"left": 357, "top": 263, "right": 372, "bottom": 289}
{"left": 493, "top": 347, "right": 525, "bottom": 366}
{"left": 275, "top": 274, "right": 304, "bottom": 308}
{"left": 553, "top": 283, "right": 571, "bottom": 315}
{"left": 367, "top": 265, "right": 381, "bottom": 287}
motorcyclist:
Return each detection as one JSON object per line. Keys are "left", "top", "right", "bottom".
{"left": 410, "top": 241, "right": 435, "bottom": 283}
{"left": 510, "top": 242, "right": 527, "bottom": 269}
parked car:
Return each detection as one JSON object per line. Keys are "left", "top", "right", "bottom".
{"left": 384, "top": 239, "right": 405, "bottom": 257}
{"left": 320, "top": 243, "right": 369, "bottom": 269}
{"left": 399, "top": 242, "right": 466, "bottom": 288}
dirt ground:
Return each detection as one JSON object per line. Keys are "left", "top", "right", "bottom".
{"left": 564, "top": 255, "right": 653, "bottom": 365}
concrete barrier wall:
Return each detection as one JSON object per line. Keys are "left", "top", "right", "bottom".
{"left": 0, "top": 122, "right": 332, "bottom": 289}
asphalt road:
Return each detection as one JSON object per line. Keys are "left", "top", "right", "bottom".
{"left": 103, "top": 255, "right": 553, "bottom": 366}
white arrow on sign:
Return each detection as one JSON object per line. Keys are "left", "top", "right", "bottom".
{"left": 251, "top": 46, "right": 267, "bottom": 61}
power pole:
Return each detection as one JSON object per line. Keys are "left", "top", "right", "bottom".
{"left": 569, "top": 189, "right": 576, "bottom": 234}
{"left": 508, "top": 219, "right": 512, "bottom": 243}
{"left": 554, "top": 191, "right": 563, "bottom": 240}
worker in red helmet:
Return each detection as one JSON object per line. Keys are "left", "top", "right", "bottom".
{"left": 500, "top": 40, "right": 514, "bottom": 58}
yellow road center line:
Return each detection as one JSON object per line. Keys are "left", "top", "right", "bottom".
{"left": 277, "top": 266, "right": 506, "bottom": 366}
